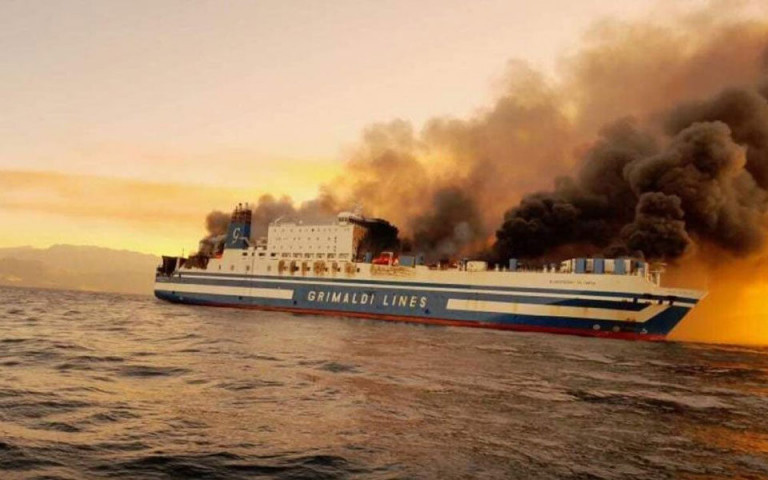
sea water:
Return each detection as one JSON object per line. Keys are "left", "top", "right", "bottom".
{"left": 1, "top": 286, "right": 768, "bottom": 479}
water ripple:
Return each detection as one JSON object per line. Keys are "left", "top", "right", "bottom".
{"left": 1, "top": 285, "right": 768, "bottom": 479}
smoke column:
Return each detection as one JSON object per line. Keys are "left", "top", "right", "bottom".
{"left": 199, "top": 4, "right": 768, "bottom": 343}
{"left": 203, "top": 211, "right": 230, "bottom": 239}
{"left": 494, "top": 113, "right": 768, "bottom": 262}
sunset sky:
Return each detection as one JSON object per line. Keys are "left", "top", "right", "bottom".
{"left": 0, "top": 0, "right": 723, "bottom": 254}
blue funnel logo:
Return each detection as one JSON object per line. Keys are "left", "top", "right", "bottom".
{"left": 224, "top": 205, "right": 252, "bottom": 249}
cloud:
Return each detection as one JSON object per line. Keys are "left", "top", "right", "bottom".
{"left": 0, "top": 170, "right": 251, "bottom": 226}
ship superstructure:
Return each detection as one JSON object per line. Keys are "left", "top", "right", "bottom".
{"left": 155, "top": 204, "right": 706, "bottom": 340}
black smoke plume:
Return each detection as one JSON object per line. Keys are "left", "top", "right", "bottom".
{"left": 355, "top": 219, "right": 400, "bottom": 255}
{"left": 495, "top": 97, "right": 768, "bottom": 261}
{"left": 620, "top": 192, "right": 690, "bottom": 260}
{"left": 410, "top": 187, "right": 484, "bottom": 259}
{"left": 199, "top": 5, "right": 768, "bottom": 263}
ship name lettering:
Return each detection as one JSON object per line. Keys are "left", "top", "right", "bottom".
{"left": 307, "top": 290, "right": 427, "bottom": 309}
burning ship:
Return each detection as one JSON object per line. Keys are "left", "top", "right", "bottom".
{"left": 154, "top": 204, "right": 706, "bottom": 340}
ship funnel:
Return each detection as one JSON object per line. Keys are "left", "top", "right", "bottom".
{"left": 224, "top": 203, "right": 252, "bottom": 249}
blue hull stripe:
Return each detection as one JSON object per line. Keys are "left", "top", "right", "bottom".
{"left": 181, "top": 272, "right": 698, "bottom": 303}
{"left": 155, "top": 278, "right": 692, "bottom": 337}
{"left": 175, "top": 271, "right": 697, "bottom": 303}
{"left": 158, "top": 276, "right": 655, "bottom": 311}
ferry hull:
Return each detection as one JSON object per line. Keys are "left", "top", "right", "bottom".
{"left": 154, "top": 275, "right": 694, "bottom": 341}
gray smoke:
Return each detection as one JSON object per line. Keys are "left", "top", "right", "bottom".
{"left": 248, "top": 195, "right": 302, "bottom": 238}
{"left": 204, "top": 211, "right": 230, "bottom": 239}
{"left": 664, "top": 89, "right": 768, "bottom": 188}
{"left": 620, "top": 192, "right": 691, "bottom": 260}
{"left": 494, "top": 90, "right": 768, "bottom": 262}
{"left": 199, "top": 193, "right": 339, "bottom": 246}
{"left": 197, "top": 4, "right": 768, "bottom": 263}
{"left": 493, "top": 119, "right": 658, "bottom": 259}
{"left": 409, "top": 186, "right": 484, "bottom": 260}
{"left": 627, "top": 120, "right": 767, "bottom": 254}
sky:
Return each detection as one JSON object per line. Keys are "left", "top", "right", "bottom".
{"left": 0, "top": 0, "right": 711, "bottom": 254}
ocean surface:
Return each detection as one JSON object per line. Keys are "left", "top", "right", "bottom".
{"left": 1, "top": 286, "right": 768, "bottom": 480}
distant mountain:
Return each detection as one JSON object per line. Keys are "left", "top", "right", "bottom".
{"left": 0, "top": 245, "right": 160, "bottom": 295}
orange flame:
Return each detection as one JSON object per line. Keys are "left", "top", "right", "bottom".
{"left": 667, "top": 249, "right": 768, "bottom": 346}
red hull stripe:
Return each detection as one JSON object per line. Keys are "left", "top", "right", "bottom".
{"left": 171, "top": 299, "right": 667, "bottom": 342}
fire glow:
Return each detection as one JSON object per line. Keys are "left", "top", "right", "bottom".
{"left": 197, "top": 5, "right": 768, "bottom": 345}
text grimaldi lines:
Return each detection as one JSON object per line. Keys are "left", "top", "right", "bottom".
{"left": 306, "top": 290, "right": 428, "bottom": 309}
